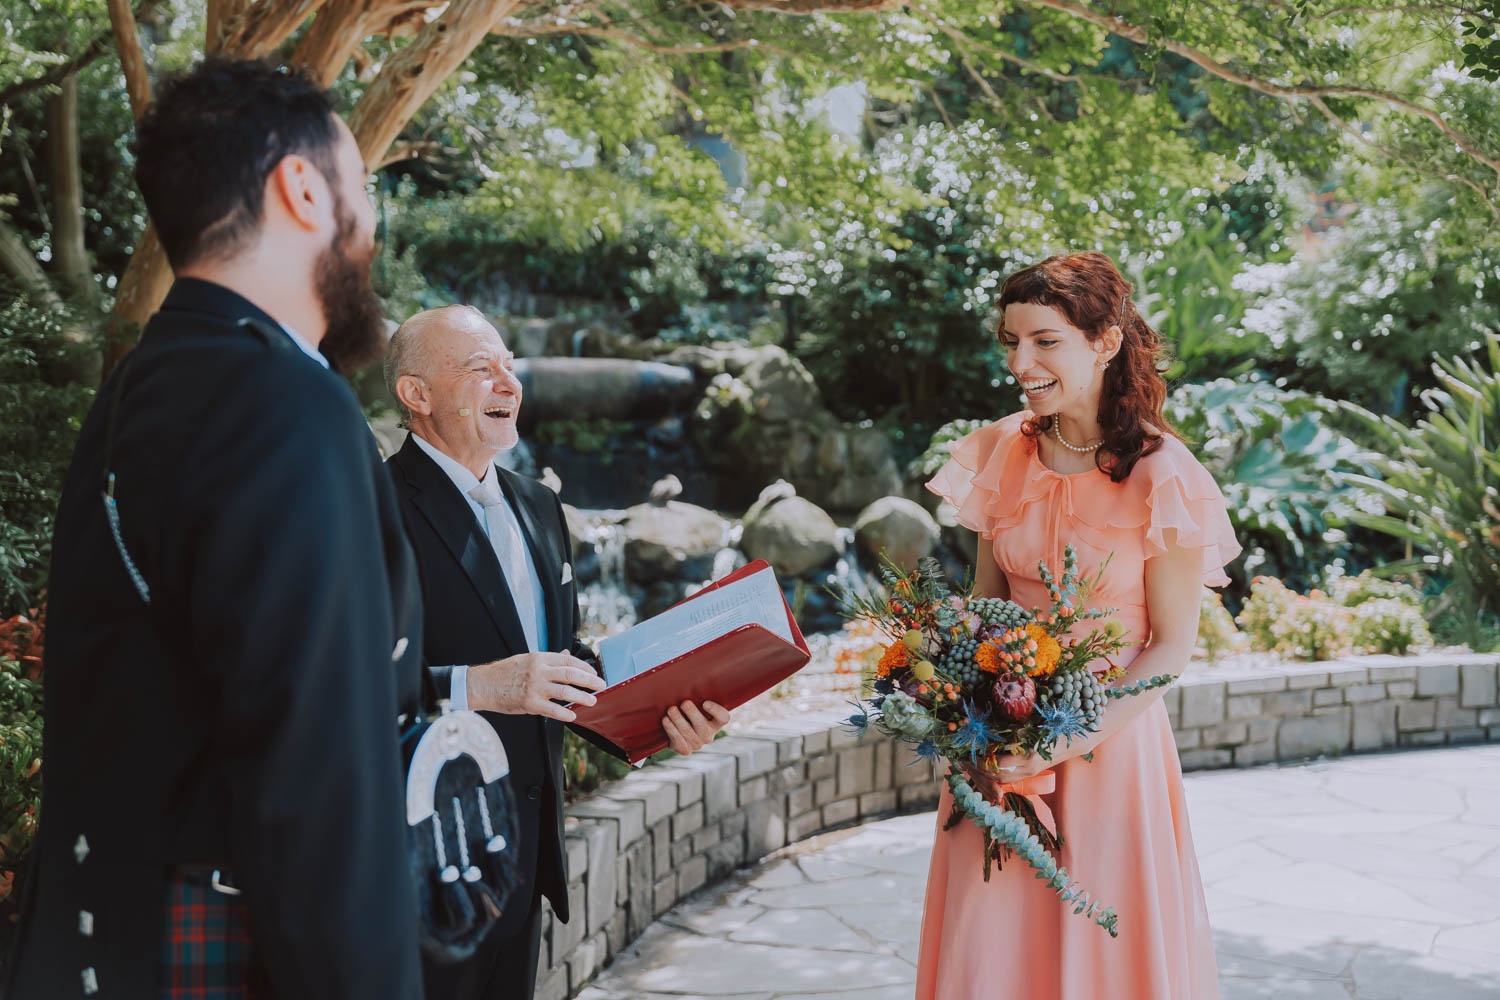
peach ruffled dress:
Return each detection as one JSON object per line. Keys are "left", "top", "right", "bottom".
{"left": 917, "top": 411, "right": 1241, "bottom": 1000}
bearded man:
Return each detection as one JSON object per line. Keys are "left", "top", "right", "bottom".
{"left": 6, "top": 60, "right": 424, "bottom": 998}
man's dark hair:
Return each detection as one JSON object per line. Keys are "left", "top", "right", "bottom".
{"left": 133, "top": 58, "right": 342, "bottom": 270}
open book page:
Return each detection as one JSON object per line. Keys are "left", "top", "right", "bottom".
{"left": 598, "top": 564, "right": 791, "bottom": 687}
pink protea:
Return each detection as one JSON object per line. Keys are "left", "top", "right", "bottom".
{"left": 993, "top": 675, "right": 1037, "bottom": 722}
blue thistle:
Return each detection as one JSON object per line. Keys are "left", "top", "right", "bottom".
{"left": 951, "top": 700, "right": 995, "bottom": 761}
{"left": 872, "top": 676, "right": 896, "bottom": 695}
{"left": 841, "top": 700, "right": 870, "bottom": 738}
{"left": 1037, "top": 700, "right": 1089, "bottom": 745}
{"left": 910, "top": 738, "right": 943, "bottom": 766}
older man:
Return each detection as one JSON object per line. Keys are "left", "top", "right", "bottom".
{"left": 384, "top": 304, "right": 732, "bottom": 1000}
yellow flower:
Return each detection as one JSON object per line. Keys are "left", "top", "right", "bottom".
{"left": 1024, "top": 624, "right": 1062, "bottom": 677}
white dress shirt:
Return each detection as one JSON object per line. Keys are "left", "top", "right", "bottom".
{"left": 410, "top": 434, "right": 549, "bottom": 710}
{"left": 278, "top": 322, "right": 328, "bottom": 369}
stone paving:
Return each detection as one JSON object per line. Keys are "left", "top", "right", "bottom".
{"left": 577, "top": 744, "right": 1500, "bottom": 999}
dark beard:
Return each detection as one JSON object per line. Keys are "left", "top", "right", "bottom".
{"left": 314, "top": 195, "right": 386, "bottom": 374}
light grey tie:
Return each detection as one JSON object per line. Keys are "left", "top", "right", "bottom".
{"left": 468, "top": 479, "right": 540, "bottom": 653}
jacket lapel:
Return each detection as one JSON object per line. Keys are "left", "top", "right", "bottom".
{"left": 392, "top": 437, "right": 530, "bottom": 657}
{"left": 496, "top": 468, "right": 565, "bottom": 654}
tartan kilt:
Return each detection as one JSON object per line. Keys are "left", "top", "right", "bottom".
{"left": 159, "top": 872, "right": 268, "bottom": 999}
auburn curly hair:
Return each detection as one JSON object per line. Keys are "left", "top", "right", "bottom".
{"left": 994, "top": 251, "right": 1174, "bottom": 482}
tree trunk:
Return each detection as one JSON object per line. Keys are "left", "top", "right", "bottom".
{"left": 347, "top": 0, "right": 520, "bottom": 167}
{"left": 0, "top": 218, "right": 102, "bottom": 383}
{"left": 47, "top": 72, "right": 92, "bottom": 301}
{"left": 107, "top": 0, "right": 153, "bottom": 118}
{"left": 103, "top": 224, "right": 172, "bottom": 373}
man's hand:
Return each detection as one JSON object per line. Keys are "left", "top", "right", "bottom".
{"left": 661, "top": 701, "right": 731, "bottom": 756}
{"left": 466, "top": 652, "right": 606, "bottom": 723}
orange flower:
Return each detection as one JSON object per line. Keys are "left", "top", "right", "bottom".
{"left": 876, "top": 640, "right": 910, "bottom": 678}
{"left": 975, "top": 640, "right": 1004, "bottom": 674}
{"left": 1024, "top": 623, "right": 1062, "bottom": 677}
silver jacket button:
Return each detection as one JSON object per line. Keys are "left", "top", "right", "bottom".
{"left": 82, "top": 967, "right": 99, "bottom": 994}
{"left": 73, "top": 835, "right": 90, "bottom": 864}
{"left": 78, "top": 910, "right": 94, "bottom": 936}
{"left": 392, "top": 636, "right": 409, "bottom": 661}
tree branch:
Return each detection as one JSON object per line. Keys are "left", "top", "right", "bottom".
{"left": 498, "top": 19, "right": 797, "bottom": 57}
{"left": 0, "top": 0, "right": 164, "bottom": 108}
{"left": 1020, "top": 0, "right": 1500, "bottom": 179}
{"left": 911, "top": 3, "right": 1081, "bottom": 85}
{"left": 107, "top": 0, "right": 152, "bottom": 118}
{"left": 1306, "top": 94, "right": 1498, "bottom": 220}
{"left": 347, "top": 0, "right": 525, "bottom": 169}
{"left": 713, "top": 0, "right": 901, "bottom": 13}
{"left": 218, "top": 0, "right": 328, "bottom": 59}
{"left": 291, "top": 1, "right": 433, "bottom": 85}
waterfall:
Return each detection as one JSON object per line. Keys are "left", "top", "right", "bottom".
{"left": 578, "top": 518, "right": 636, "bottom": 637}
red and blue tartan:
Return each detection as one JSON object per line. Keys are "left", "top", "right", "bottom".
{"left": 159, "top": 872, "right": 265, "bottom": 999}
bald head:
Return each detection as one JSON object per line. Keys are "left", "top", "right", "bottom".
{"left": 384, "top": 304, "right": 491, "bottom": 423}
{"left": 385, "top": 304, "right": 523, "bottom": 478}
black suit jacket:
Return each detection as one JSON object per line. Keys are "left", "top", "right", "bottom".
{"left": 386, "top": 436, "right": 604, "bottom": 943}
{"left": 5, "top": 280, "right": 426, "bottom": 999}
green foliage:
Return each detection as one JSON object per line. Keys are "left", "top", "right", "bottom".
{"left": 0, "top": 608, "right": 45, "bottom": 909}
{"left": 1350, "top": 599, "right": 1432, "bottom": 656}
{"left": 529, "top": 417, "right": 638, "bottom": 462}
{"left": 1166, "top": 377, "right": 1377, "bottom": 591}
{"left": 1235, "top": 577, "right": 1354, "bottom": 661}
{"left": 0, "top": 290, "right": 95, "bottom": 615}
{"left": 1327, "top": 570, "right": 1423, "bottom": 610}
{"left": 1127, "top": 210, "right": 1272, "bottom": 383}
{"left": 1237, "top": 197, "right": 1500, "bottom": 417}
{"left": 911, "top": 418, "right": 991, "bottom": 479}
{"left": 561, "top": 729, "right": 632, "bottom": 802}
{"left": 1340, "top": 334, "right": 1500, "bottom": 649}
{"left": 1196, "top": 589, "right": 1241, "bottom": 663}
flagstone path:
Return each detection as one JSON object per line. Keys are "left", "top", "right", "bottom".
{"left": 577, "top": 743, "right": 1500, "bottom": 1000}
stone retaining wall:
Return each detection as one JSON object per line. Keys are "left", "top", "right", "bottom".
{"left": 1165, "top": 652, "right": 1500, "bottom": 770}
{"left": 535, "top": 710, "right": 941, "bottom": 1000}
{"left": 540, "top": 651, "right": 1500, "bottom": 998}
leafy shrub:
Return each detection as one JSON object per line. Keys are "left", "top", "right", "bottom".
{"left": 1237, "top": 196, "right": 1500, "bottom": 417}
{"left": 1127, "top": 211, "right": 1270, "bottom": 384}
{"left": 1234, "top": 576, "right": 1297, "bottom": 652}
{"left": 1197, "top": 589, "right": 1242, "bottom": 663}
{"left": 0, "top": 290, "right": 96, "bottom": 616}
{"left": 1350, "top": 599, "right": 1433, "bottom": 656}
{"left": 1236, "top": 577, "right": 1355, "bottom": 661}
{"left": 1167, "top": 377, "right": 1380, "bottom": 592}
{"left": 561, "top": 729, "right": 632, "bottom": 803}
{"left": 0, "top": 607, "right": 45, "bottom": 910}
{"left": 910, "top": 419, "right": 991, "bottom": 480}
{"left": 1327, "top": 571, "right": 1423, "bottom": 610}
{"left": 1341, "top": 333, "right": 1500, "bottom": 649}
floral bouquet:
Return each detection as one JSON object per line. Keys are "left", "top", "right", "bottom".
{"left": 837, "top": 546, "right": 1175, "bottom": 937}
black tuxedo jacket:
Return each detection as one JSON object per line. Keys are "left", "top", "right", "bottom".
{"left": 386, "top": 436, "right": 604, "bottom": 943}
{"left": 5, "top": 280, "right": 426, "bottom": 999}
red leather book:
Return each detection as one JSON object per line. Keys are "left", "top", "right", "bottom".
{"left": 569, "top": 560, "right": 811, "bottom": 763}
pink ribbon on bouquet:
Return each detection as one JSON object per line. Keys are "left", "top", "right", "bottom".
{"left": 995, "top": 769, "right": 1057, "bottom": 832}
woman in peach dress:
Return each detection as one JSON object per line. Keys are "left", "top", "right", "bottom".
{"left": 917, "top": 251, "right": 1240, "bottom": 1000}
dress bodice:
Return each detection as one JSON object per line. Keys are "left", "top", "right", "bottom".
{"left": 928, "top": 412, "right": 1241, "bottom": 649}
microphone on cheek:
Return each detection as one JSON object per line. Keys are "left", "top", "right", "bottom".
{"left": 458, "top": 408, "right": 471, "bottom": 416}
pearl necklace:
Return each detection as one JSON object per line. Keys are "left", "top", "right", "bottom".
{"left": 1052, "top": 420, "right": 1101, "bottom": 453}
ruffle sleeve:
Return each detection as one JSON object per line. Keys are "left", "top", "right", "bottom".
{"left": 924, "top": 413, "right": 1032, "bottom": 540}
{"left": 1137, "top": 439, "right": 1242, "bottom": 588}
